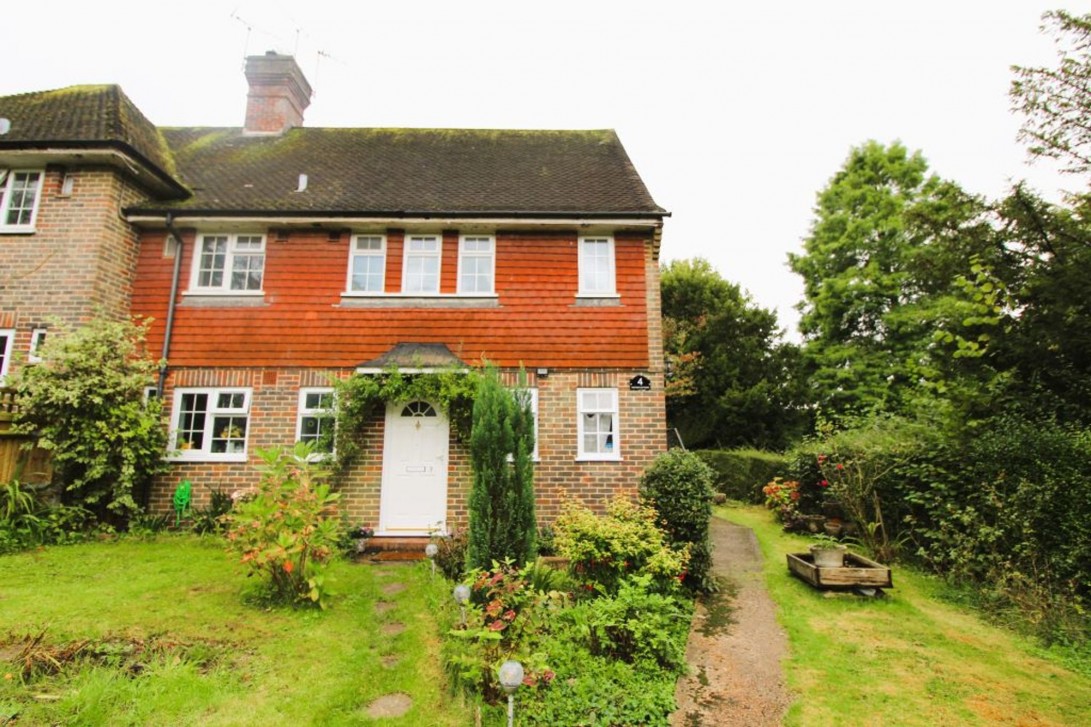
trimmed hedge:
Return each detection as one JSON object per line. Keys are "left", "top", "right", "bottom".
{"left": 694, "top": 448, "right": 789, "bottom": 504}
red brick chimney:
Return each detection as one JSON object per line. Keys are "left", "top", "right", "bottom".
{"left": 243, "top": 51, "right": 313, "bottom": 134}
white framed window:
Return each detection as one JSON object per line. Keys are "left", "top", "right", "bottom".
{"left": 402, "top": 234, "right": 442, "bottom": 294}
{"left": 190, "top": 233, "right": 266, "bottom": 293}
{"left": 296, "top": 388, "right": 335, "bottom": 455}
{"left": 346, "top": 234, "right": 387, "bottom": 293}
{"left": 517, "top": 387, "right": 539, "bottom": 461}
{"left": 577, "top": 387, "right": 619, "bottom": 460}
{"left": 578, "top": 235, "right": 616, "bottom": 296}
{"left": 0, "top": 170, "right": 45, "bottom": 232}
{"left": 28, "top": 328, "right": 47, "bottom": 364}
{"left": 169, "top": 388, "right": 252, "bottom": 462}
{"left": 458, "top": 235, "right": 495, "bottom": 294}
{"left": 0, "top": 329, "right": 14, "bottom": 380}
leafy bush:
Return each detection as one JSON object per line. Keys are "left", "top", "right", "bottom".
{"left": 191, "top": 489, "right": 233, "bottom": 535}
{"left": 761, "top": 477, "right": 803, "bottom": 524}
{"left": 640, "top": 449, "right": 716, "bottom": 592}
{"left": 467, "top": 368, "right": 537, "bottom": 569}
{"left": 223, "top": 444, "right": 342, "bottom": 609}
{"left": 433, "top": 527, "right": 468, "bottom": 581}
{"left": 553, "top": 497, "right": 689, "bottom": 595}
{"left": 582, "top": 574, "right": 691, "bottom": 672}
{"left": 695, "top": 448, "right": 789, "bottom": 503}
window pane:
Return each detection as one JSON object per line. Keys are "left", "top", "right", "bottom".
{"left": 210, "top": 415, "right": 247, "bottom": 453}
{"left": 351, "top": 254, "right": 383, "bottom": 292}
{"left": 4, "top": 172, "right": 41, "bottom": 226}
{"left": 230, "top": 252, "right": 264, "bottom": 291}
{"left": 177, "top": 393, "right": 208, "bottom": 450}
{"left": 198, "top": 237, "right": 227, "bottom": 288}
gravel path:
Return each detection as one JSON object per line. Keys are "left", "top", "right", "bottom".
{"left": 671, "top": 517, "right": 792, "bottom": 726}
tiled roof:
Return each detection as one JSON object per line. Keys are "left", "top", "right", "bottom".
{"left": 132, "top": 127, "right": 665, "bottom": 217}
{"left": 357, "top": 342, "right": 466, "bottom": 370}
{"left": 0, "top": 85, "right": 176, "bottom": 178}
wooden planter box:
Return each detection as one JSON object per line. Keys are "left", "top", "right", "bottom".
{"left": 787, "top": 551, "right": 893, "bottom": 590}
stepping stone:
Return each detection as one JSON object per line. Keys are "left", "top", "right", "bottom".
{"left": 381, "top": 582, "right": 406, "bottom": 596}
{"left": 366, "top": 693, "right": 412, "bottom": 718}
{"left": 374, "top": 600, "right": 395, "bottom": 615}
{"left": 381, "top": 622, "right": 406, "bottom": 637}
{"left": 381, "top": 655, "right": 400, "bottom": 669}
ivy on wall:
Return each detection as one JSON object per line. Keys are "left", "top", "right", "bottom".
{"left": 326, "top": 366, "right": 481, "bottom": 477}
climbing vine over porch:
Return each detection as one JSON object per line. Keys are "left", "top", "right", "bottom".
{"left": 326, "top": 365, "right": 481, "bottom": 478}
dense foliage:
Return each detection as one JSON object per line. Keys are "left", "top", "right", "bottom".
{"left": 639, "top": 449, "right": 716, "bottom": 592}
{"left": 466, "top": 368, "right": 537, "bottom": 569}
{"left": 695, "top": 448, "right": 790, "bottom": 503}
{"left": 661, "top": 258, "right": 808, "bottom": 449}
{"left": 224, "top": 444, "right": 342, "bottom": 609}
{"left": 11, "top": 317, "right": 168, "bottom": 523}
{"left": 0, "top": 478, "right": 91, "bottom": 554}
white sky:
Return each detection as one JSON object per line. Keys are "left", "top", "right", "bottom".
{"left": 2, "top": 1, "right": 1083, "bottom": 338}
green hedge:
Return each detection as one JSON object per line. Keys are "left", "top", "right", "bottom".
{"left": 694, "top": 448, "right": 789, "bottom": 504}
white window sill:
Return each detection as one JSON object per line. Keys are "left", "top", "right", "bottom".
{"left": 575, "top": 455, "right": 622, "bottom": 463}
{"left": 0, "top": 226, "right": 37, "bottom": 235}
{"left": 339, "top": 293, "right": 499, "bottom": 308}
{"left": 184, "top": 290, "right": 265, "bottom": 297}
{"left": 168, "top": 452, "right": 249, "bottom": 463}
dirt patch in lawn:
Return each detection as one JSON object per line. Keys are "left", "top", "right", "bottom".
{"left": 365, "top": 692, "right": 412, "bottom": 718}
{"left": 671, "top": 518, "right": 791, "bottom": 726}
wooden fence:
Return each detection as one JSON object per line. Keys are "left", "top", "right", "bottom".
{"left": 0, "top": 387, "right": 52, "bottom": 484}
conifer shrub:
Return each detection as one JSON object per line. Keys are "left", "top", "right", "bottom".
{"left": 466, "top": 368, "right": 537, "bottom": 569}
{"left": 639, "top": 449, "right": 716, "bottom": 592}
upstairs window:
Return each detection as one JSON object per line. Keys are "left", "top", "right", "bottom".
{"left": 578, "top": 235, "right": 616, "bottom": 296}
{"left": 191, "top": 234, "right": 265, "bottom": 293}
{"left": 402, "top": 234, "right": 441, "bottom": 294}
{"left": 577, "top": 387, "right": 619, "bottom": 460}
{"left": 297, "top": 388, "right": 335, "bottom": 454}
{"left": 347, "top": 235, "right": 386, "bottom": 293}
{"left": 0, "top": 329, "right": 13, "bottom": 380}
{"left": 170, "top": 388, "right": 251, "bottom": 461}
{"left": 458, "top": 235, "right": 495, "bottom": 294}
{"left": 0, "top": 170, "right": 44, "bottom": 232}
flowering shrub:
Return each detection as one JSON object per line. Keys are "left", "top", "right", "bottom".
{"left": 224, "top": 443, "right": 342, "bottom": 608}
{"left": 762, "top": 477, "right": 802, "bottom": 524}
{"left": 553, "top": 497, "right": 689, "bottom": 595}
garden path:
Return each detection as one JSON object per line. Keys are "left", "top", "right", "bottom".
{"left": 671, "top": 517, "right": 792, "bottom": 726}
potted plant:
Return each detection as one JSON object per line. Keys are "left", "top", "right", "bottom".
{"left": 809, "top": 533, "right": 848, "bottom": 568}
{"left": 348, "top": 524, "right": 375, "bottom": 554}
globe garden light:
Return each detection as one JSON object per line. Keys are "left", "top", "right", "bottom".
{"left": 425, "top": 543, "right": 439, "bottom": 577}
{"left": 498, "top": 659, "right": 524, "bottom": 727}
{"left": 453, "top": 583, "right": 471, "bottom": 627}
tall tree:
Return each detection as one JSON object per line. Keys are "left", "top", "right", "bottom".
{"left": 1011, "top": 10, "right": 1091, "bottom": 176}
{"left": 661, "top": 259, "right": 806, "bottom": 450}
{"left": 788, "top": 141, "right": 1000, "bottom": 421}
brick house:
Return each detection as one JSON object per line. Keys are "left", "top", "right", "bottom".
{"left": 0, "top": 53, "right": 669, "bottom": 535}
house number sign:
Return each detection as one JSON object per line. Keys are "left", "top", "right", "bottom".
{"left": 629, "top": 375, "right": 652, "bottom": 391}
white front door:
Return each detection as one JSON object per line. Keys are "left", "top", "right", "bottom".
{"left": 379, "top": 400, "right": 449, "bottom": 535}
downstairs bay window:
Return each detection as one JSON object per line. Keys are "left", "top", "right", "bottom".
{"left": 169, "top": 388, "right": 252, "bottom": 461}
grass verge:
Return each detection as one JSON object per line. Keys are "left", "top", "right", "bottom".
{"left": 718, "top": 504, "right": 1091, "bottom": 727}
{"left": 0, "top": 535, "right": 473, "bottom": 726}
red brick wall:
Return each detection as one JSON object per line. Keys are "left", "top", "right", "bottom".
{"left": 150, "top": 366, "right": 666, "bottom": 526}
{"left": 0, "top": 166, "right": 144, "bottom": 373}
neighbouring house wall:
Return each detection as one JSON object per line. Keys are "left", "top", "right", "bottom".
{"left": 0, "top": 167, "right": 144, "bottom": 372}
{"left": 149, "top": 366, "right": 666, "bottom": 526}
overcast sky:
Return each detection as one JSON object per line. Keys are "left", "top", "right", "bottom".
{"left": 2, "top": 1, "right": 1083, "bottom": 338}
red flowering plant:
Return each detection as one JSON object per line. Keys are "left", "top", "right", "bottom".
{"left": 761, "top": 477, "right": 803, "bottom": 525}
{"left": 443, "top": 561, "right": 557, "bottom": 703}
{"left": 224, "top": 443, "right": 342, "bottom": 609}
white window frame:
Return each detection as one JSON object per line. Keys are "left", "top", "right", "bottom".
{"left": 520, "top": 388, "right": 539, "bottom": 461}
{"left": 457, "top": 234, "right": 496, "bottom": 295}
{"left": 576, "top": 387, "right": 620, "bottom": 461}
{"left": 0, "top": 169, "right": 45, "bottom": 233}
{"left": 28, "top": 328, "right": 47, "bottom": 364}
{"left": 578, "top": 235, "right": 617, "bottom": 297}
{"left": 188, "top": 233, "right": 266, "bottom": 295}
{"left": 296, "top": 387, "right": 336, "bottom": 456}
{"left": 402, "top": 233, "right": 442, "bottom": 294}
{"left": 168, "top": 387, "right": 252, "bottom": 462}
{"left": 0, "top": 329, "right": 14, "bottom": 380}
{"left": 345, "top": 234, "right": 387, "bottom": 294}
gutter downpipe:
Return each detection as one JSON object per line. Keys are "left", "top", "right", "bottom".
{"left": 158, "top": 213, "right": 184, "bottom": 397}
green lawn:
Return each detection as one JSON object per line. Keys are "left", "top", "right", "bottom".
{"left": 0, "top": 536, "right": 473, "bottom": 726}
{"left": 718, "top": 505, "right": 1091, "bottom": 727}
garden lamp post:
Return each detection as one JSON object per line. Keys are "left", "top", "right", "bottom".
{"left": 498, "top": 659, "right": 524, "bottom": 727}
{"left": 453, "top": 583, "right": 471, "bottom": 628}
{"left": 425, "top": 543, "right": 438, "bottom": 577}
